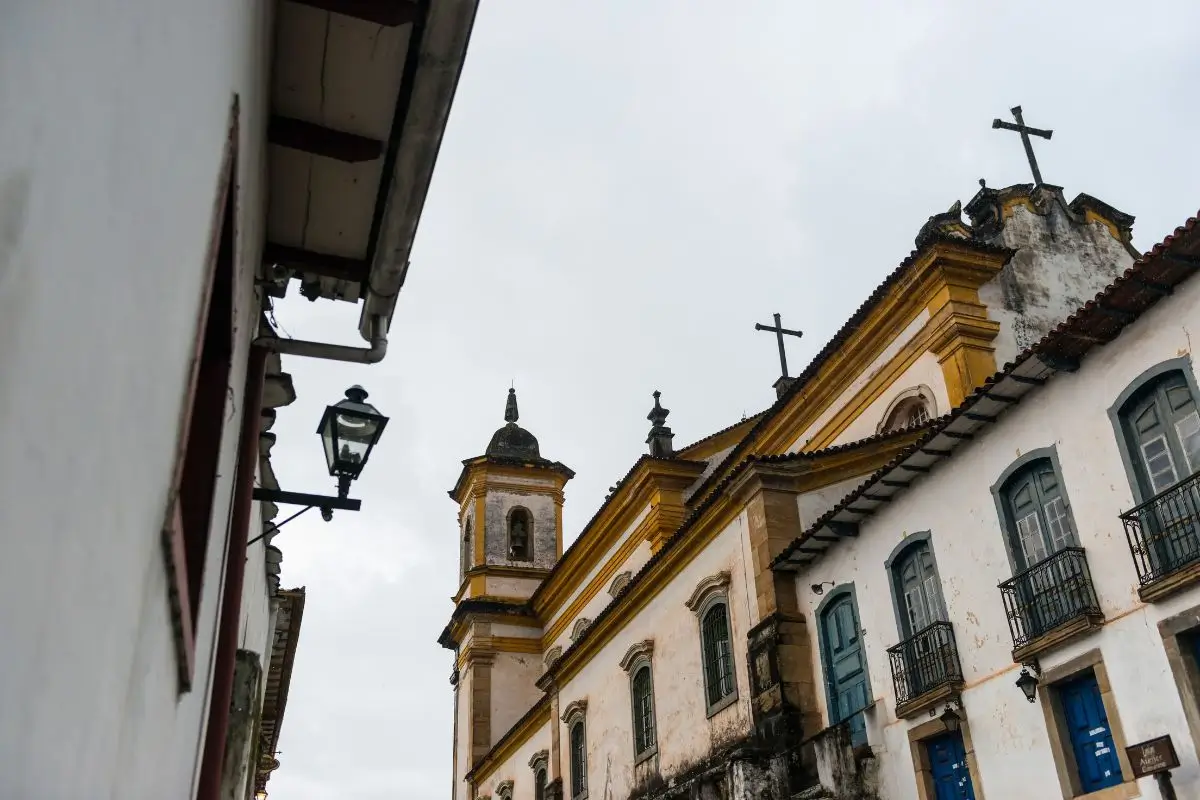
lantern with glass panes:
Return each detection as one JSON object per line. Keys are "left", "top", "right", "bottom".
{"left": 252, "top": 386, "right": 388, "bottom": 531}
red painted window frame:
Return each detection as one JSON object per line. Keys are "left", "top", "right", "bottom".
{"left": 162, "top": 112, "right": 238, "bottom": 690}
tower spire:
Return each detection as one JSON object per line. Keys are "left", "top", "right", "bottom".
{"left": 646, "top": 390, "right": 675, "bottom": 458}
{"left": 504, "top": 387, "right": 519, "bottom": 424}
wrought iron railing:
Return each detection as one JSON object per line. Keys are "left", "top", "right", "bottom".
{"left": 998, "top": 547, "right": 1101, "bottom": 649}
{"left": 1120, "top": 470, "right": 1200, "bottom": 587}
{"left": 887, "top": 621, "right": 962, "bottom": 706}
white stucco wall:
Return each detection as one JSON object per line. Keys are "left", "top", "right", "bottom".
{"left": 478, "top": 719, "right": 552, "bottom": 800}
{"left": 792, "top": 272, "right": 1200, "bottom": 799}
{"left": 492, "top": 652, "right": 546, "bottom": 744}
{"left": 0, "top": 2, "right": 273, "bottom": 797}
{"left": 553, "top": 514, "right": 757, "bottom": 799}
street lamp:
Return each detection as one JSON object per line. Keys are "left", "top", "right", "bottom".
{"left": 939, "top": 706, "right": 962, "bottom": 733}
{"left": 317, "top": 385, "right": 388, "bottom": 498}
{"left": 1016, "top": 667, "right": 1040, "bottom": 703}
{"left": 252, "top": 385, "right": 389, "bottom": 526}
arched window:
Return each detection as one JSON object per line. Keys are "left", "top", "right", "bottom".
{"left": 630, "top": 664, "right": 657, "bottom": 758}
{"left": 461, "top": 519, "right": 473, "bottom": 575}
{"left": 701, "top": 601, "right": 735, "bottom": 708}
{"left": 998, "top": 457, "right": 1077, "bottom": 570}
{"left": 568, "top": 716, "right": 587, "bottom": 798}
{"left": 882, "top": 396, "right": 931, "bottom": 433}
{"left": 889, "top": 539, "right": 946, "bottom": 637}
{"left": 534, "top": 766, "right": 547, "bottom": 800}
{"left": 496, "top": 781, "right": 513, "bottom": 800}
{"left": 685, "top": 571, "right": 738, "bottom": 716}
{"left": 1116, "top": 369, "right": 1200, "bottom": 498}
{"left": 508, "top": 507, "right": 533, "bottom": 561}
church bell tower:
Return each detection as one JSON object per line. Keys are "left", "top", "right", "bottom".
{"left": 443, "top": 389, "right": 573, "bottom": 799}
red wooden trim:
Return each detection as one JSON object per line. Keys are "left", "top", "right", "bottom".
{"left": 195, "top": 344, "right": 269, "bottom": 800}
{"left": 162, "top": 97, "right": 239, "bottom": 691}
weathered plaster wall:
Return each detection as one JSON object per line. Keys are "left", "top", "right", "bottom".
{"left": 792, "top": 273, "right": 1200, "bottom": 799}
{"left": 978, "top": 202, "right": 1135, "bottom": 365}
{"left": 486, "top": 488, "right": 559, "bottom": 569}
{"left": 0, "top": 2, "right": 274, "bottom": 798}
{"left": 797, "top": 476, "right": 866, "bottom": 530}
{"left": 491, "top": 652, "right": 545, "bottom": 744}
{"left": 478, "top": 721, "right": 552, "bottom": 800}
{"left": 553, "top": 515, "right": 756, "bottom": 799}
{"left": 487, "top": 574, "right": 545, "bottom": 598}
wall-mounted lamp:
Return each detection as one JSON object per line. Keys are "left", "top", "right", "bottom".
{"left": 810, "top": 581, "right": 836, "bottom": 596}
{"left": 1016, "top": 663, "right": 1040, "bottom": 703}
{"left": 253, "top": 386, "right": 389, "bottom": 525}
{"left": 939, "top": 699, "right": 963, "bottom": 733}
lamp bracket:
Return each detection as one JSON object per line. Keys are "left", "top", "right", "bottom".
{"left": 253, "top": 488, "right": 362, "bottom": 511}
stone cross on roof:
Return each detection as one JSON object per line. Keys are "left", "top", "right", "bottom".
{"left": 992, "top": 105, "right": 1053, "bottom": 186}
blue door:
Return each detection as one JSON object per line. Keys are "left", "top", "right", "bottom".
{"left": 926, "top": 731, "right": 975, "bottom": 800}
{"left": 819, "top": 590, "right": 869, "bottom": 746}
{"left": 1059, "top": 672, "right": 1122, "bottom": 793}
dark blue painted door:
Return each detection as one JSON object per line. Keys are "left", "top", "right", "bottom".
{"left": 926, "top": 731, "right": 975, "bottom": 800}
{"left": 1059, "top": 672, "right": 1122, "bottom": 793}
{"left": 819, "top": 591, "right": 869, "bottom": 746}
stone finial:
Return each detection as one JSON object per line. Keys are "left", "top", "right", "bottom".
{"left": 504, "top": 387, "right": 519, "bottom": 423}
{"left": 646, "top": 390, "right": 675, "bottom": 458}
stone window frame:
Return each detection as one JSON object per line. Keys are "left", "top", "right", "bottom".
{"left": 988, "top": 445, "right": 1080, "bottom": 576}
{"left": 529, "top": 750, "right": 549, "bottom": 800}
{"left": 877, "top": 384, "right": 938, "bottom": 434}
{"left": 543, "top": 647, "right": 563, "bottom": 671}
{"left": 608, "top": 571, "right": 632, "bottom": 598}
{"left": 507, "top": 505, "right": 534, "bottom": 562}
{"left": 619, "top": 640, "right": 659, "bottom": 764}
{"left": 561, "top": 699, "right": 589, "bottom": 800}
{"left": 685, "top": 571, "right": 739, "bottom": 717}
{"left": 1106, "top": 356, "right": 1200, "bottom": 506}
{"left": 495, "top": 780, "right": 513, "bottom": 800}
{"left": 906, "top": 712, "right": 987, "bottom": 800}
{"left": 883, "top": 531, "right": 949, "bottom": 640}
{"left": 1157, "top": 604, "right": 1200, "bottom": 767}
{"left": 1037, "top": 649, "right": 1137, "bottom": 800}
{"left": 570, "top": 618, "right": 591, "bottom": 643}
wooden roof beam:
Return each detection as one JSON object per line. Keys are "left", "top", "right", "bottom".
{"left": 263, "top": 243, "right": 369, "bottom": 283}
{"left": 287, "top": 0, "right": 421, "bottom": 26}
{"left": 269, "top": 115, "right": 384, "bottom": 163}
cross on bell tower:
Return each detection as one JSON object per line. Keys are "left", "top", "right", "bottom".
{"left": 992, "top": 105, "right": 1054, "bottom": 186}
{"left": 755, "top": 312, "right": 804, "bottom": 399}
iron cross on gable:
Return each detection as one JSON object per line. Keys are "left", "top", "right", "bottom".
{"left": 992, "top": 105, "right": 1053, "bottom": 186}
{"left": 755, "top": 312, "right": 803, "bottom": 379}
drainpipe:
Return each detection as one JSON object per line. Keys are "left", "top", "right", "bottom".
{"left": 254, "top": 313, "right": 389, "bottom": 364}
{"left": 196, "top": 344, "right": 268, "bottom": 800}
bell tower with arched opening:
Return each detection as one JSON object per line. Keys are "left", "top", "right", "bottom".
{"left": 442, "top": 390, "right": 573, "bottom": 799}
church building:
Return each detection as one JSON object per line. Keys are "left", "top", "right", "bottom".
{"left": 441, "top": 174, "right": 1200, "bottom": 798}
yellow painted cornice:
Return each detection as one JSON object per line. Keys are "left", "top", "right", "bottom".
{"left": 755, "top": 239, "right": 1009, "bottom": 456}
{"left": 449, "top": 456, "right": 574, "bottom": 506}
{"left": 453, "top": 564, "right": 553, "bottom": 604}
{"left": 530, "top": 457, "right": 705, "bottom": 619}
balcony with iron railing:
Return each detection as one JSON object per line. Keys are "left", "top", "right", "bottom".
{"left": 1120, "top": 470, "right": 1200, "bottom": 602}
{"left": 998, "top": 547, "right": 1103, "bottom": 661}
{"left": 887, "top": 621, "right": 963, "bottom": 718}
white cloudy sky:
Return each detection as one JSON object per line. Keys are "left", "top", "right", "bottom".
{"left": 264, "top": 2, "right": 1199, "bottom": 796}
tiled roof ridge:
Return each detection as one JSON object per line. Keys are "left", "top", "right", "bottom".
{"left": 771, "top": 210, "right": 1200, "bottom": 568}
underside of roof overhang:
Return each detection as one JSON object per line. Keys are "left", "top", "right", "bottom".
{"left": 262, "top": 0, "right": 479, "bottom": 339}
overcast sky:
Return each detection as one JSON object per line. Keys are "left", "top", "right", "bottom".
{"left": 264, "top": 2, "right": 1199, "bottom": 796}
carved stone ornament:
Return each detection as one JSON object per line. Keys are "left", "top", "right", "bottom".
{"left": 685, "top": 570, "right": 732, "bottom": 612}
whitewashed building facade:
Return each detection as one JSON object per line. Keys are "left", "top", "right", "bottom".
{"left": 0, "top": 1, "right": 476, "bottom": 798}
{"left": 442, "top": 185, "right": 1200, "bottom": 800}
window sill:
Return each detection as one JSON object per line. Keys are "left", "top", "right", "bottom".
{"left": 633, "top": 745, "right": 658, "bottom": 766}
{"left": 1012, "top": 612, "right": 1104, "bottom": 663}
{"left": 705, "top": 690, "right": 739, "bottom": 719}
{"left": 1139, "top": 559, "right": 1200, "bottom": 603}
{"left": 894, "top": 680, "right": 963, "bottom": 720}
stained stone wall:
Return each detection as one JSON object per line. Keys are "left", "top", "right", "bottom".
{"left": 484, "top": 489, "right": 559, "bottom": 569}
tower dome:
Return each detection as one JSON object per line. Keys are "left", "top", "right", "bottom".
{"left": 485, "top": 388, "right": 541, "bottom": 460}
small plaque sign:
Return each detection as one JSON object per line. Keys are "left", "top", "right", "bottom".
{"left": 1126, "top": 735, "right": 1179, "bottom": 778}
